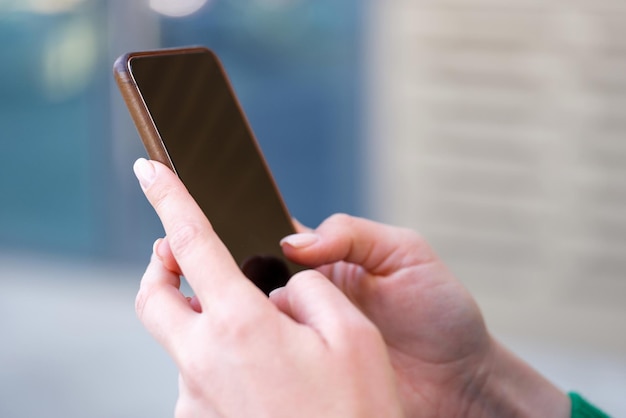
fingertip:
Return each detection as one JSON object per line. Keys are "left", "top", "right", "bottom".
{"left": 280, "top": 233, "right": 320, "bottom": 250}
{"left": 186, "top": 295, "right": 203, "bottom": 313}
{"left": 133, "top": 158, "right": 156, "bottom": 189}
{"left": 136, "top": 258, "right": 194, "bottom": 354}
{"left": 272, "top": 270, "right": 365, "bottom": 340}
{"left": 155, "top": 236, "right": 171, "bottom": 259}
{"left": 268, "top": 286, "right": 287, "bottom": 312}
{"left": 155, "top": 237, "right": 181, "bottom": 275}
{"left": 153, "top": 237, "right": 164, "bottom": 258}
{"left": 268, "top": 286, "right": 285, "bottom": 300}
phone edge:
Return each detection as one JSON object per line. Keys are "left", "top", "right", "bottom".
{"left": 113, "top": 53, "right": 176, "bottom": 173}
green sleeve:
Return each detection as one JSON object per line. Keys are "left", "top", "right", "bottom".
{"left": 569, "top": 392, "right": 611, "bottom": 418}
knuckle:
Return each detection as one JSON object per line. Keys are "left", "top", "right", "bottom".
{"left": 135, "top": 282, "right": 160, "bottom": 324}
{"left": 134, "top": 286, "right": 149, "bottom": 320}
{"left": 286, "top": 270, "right": 327, "bottom": 295}
{"left": 208, "top": 291, "right": 270, "bottom": 345}
{"left": 400, "top": 227, "right": 425, "bottom": 246}
{"left": 398, "top": 227, "right": 437, "bottom": 259}
{"left": 287, "top": 269, "right": 317, "bottom": 287}
{"left": 325, "top": 212, "right": 354, "bottom": 228}
{"left": 149, "top": 181, "right": 178, "bottom": 214}
{"left": 341, "top": 317, "right": 383, "bottom": 350}
{"left": 167, "top": 222, "right": 203, "bottom": 257}
{"left": 211, "top": 310, "right": 261, "bottom": 344}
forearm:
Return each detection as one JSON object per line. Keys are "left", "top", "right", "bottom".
{"left": 469, "top": 338, "right": 570, "bottom": 418}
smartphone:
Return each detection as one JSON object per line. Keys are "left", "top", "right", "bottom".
{"left": 113, "top": 46, "right": 304, "bottom": 295}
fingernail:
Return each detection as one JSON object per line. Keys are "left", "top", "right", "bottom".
{"left": 133, "top": 158, "right": 156, "bottom": 189}
{"left": 280, "top": 233, "right": 319, "bottom": 249}
{"left": 152, "top": 238, "right": 163, "bottom": 259}
{"left": 268, "top": 287, "right": 284, "bottom": 299}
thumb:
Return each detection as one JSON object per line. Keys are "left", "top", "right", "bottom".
{"left": 281, "top": 214, "right": 436, "bottom": 276}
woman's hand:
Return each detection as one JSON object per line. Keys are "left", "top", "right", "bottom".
{"left": 133, "top": 159, "right": 403, "bottom": 418}
{"left": 280, "top": 214, "right": 569, "bottom": 417}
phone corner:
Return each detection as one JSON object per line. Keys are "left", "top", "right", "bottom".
{"left": 112, "top": 53, "right": 131, "bottom": 81}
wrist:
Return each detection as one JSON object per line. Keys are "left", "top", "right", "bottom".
{"left": 466, "top": 338, "right": 570, "bottom": 418}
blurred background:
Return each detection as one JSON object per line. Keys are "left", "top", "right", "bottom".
{"left": 0, "top": 0, "right": 624, "bottom": 416}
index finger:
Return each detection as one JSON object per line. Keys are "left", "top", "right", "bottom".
{"left": 133, "top": 158, "right": 255, "bottom": 302}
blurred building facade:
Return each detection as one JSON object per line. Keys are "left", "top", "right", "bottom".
{"left": 368, "top": 0, "right": 626, "bottom": 302}
{"left": 366, "top": 0, "right": 626, "bottom": 411}
{"left": 0, "top": 0, "right": 364, "bottom": 262}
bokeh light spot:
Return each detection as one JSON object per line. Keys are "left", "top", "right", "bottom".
{"left": 149, "top": 0, "right": 210, "bottom": 17}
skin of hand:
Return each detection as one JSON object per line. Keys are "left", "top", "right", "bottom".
{"left": 132, "top": 159, "right": 404, "bottom": 418}
{"left": 279, "top": 215, "right": 570, "bottom": 418}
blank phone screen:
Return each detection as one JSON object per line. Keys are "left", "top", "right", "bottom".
{"left": 128, "top": 49, "right": 301, "bottom": 294}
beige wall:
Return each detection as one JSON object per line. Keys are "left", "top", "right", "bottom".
{"left": 365, "top": 0, "right": 626, "bottom": 411}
